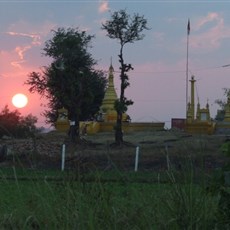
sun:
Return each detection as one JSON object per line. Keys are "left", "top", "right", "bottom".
{"left": 12, "top": 93, "right": 28, "bottom": 108}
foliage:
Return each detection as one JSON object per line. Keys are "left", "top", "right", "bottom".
{"left": 0, "top": 132, "right": 227, "bottom": 229}
{"left": 0, "top": 105, "right": 38, "bottom": 138}
{"left": 215, "top": 88, "right": 230, "bottom": 109}
{"left": 101, "top": 9, "right": 149, "bottom": 144}
{"left": 215, "top": 109, "right": 225, "bottom": 121}
{"left": 215, "top": 88, "right": 230, "bottom": 120}
{"left": 0, "top": 166, "right": 219, "bottom": 229}
{"left": 207, "top": 140, "right": 230, "bottom": 228}
{"left": 26, "top": 27, "right": 107, "bottom": 141}
{"left": 155, "top": 157, "right": 217, "bottom": 229}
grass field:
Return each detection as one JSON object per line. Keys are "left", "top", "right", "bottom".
{"left": 0, "top": 166, "right": 221, "bottom": 229}
{"left": 0, "top": 130, "right": 230, "bottom": 229}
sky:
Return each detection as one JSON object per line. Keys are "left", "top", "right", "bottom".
{"left": 1, "top": 0, "right": 230, "bottom": 129}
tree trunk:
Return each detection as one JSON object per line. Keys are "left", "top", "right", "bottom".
{"left": 114, "top": 45, "right": 125, "bottom": 146}
{"left": 68, "top": 110, "right": 81, "bottom": 143}
{"left": 115, "top": 112, "right": 123, "bottom": 145}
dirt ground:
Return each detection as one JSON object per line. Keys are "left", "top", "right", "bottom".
{"left": 1, "top": 130, "right": 230, "bottom": 173}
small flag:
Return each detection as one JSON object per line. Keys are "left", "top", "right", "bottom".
{"left": 187, "top": 19, "right": 190, "bottom": 35}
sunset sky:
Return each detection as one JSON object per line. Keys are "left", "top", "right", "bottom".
{"left": 1, "top": 0, "right": 230, "bottom": 128}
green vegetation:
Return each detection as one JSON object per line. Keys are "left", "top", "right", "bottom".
{"left": 0, "top": 105, "right": 38, "bottom": 138}
{"left": 0, "top": 163, "right": 227, "bottom": 229}
{"left": 0, "top": 131, "right": 230, "bottom": 228}
{"left": 25, "top": 27, "right": 107, "bottom": 142}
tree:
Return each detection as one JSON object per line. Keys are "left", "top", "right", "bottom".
{"left": 0, "top": 105, "right": 21, "bottom": 136}
{"left": 215, "top": 88, "right": 230, "bottom": 121}
{"left": 19, "top": 113, "right": 38, "bottom": 134}
{"left": 101, "top": 9, "right": 149, "bottom": 145}
{"left": 26, "top": 28, "right": 106, "bottom": 142}
{"left": 0, "top": 105, "right": 38, "bottom": 138}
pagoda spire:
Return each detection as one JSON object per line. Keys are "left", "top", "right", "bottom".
{"left": 100, "top": 61, "right": 118, "bottom": 121}
{"left": 100, "top": 60, "right": 128, "bottom": 122}
{"left": 190, "top": 75, "right": 196, "bottom": 121}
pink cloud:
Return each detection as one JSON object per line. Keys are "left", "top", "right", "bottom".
{"left": 196, "top": 12, "right": 220, "bottom": 30}
{"left": 15, "top": 45, "right": 31, "bottom": 60}
{"left": 6, "top": 31, "right": 41, "bottom": 46}
{"left": 2, "top": 21, "right": 57, "bottom": 69}
{"left": 189, "top": 12, "right": 230, "bottom": 50}
{"left": 7, "top": 19, "right": 56, "bottom": 36}
{"left": 4, "top": 31, "right": 42, "bottom": 68}
{"left": 11, "top": 60, "right": 25, "bottom": 69}
{"left": 98, "top": 0, "right": 109, "bottom": 13}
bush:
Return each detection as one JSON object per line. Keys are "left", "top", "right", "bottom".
{"left": 0, "top": 105, "right": 38, "bottom": 138}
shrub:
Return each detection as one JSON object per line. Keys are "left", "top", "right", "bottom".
{"left": 0, "top": 105, "right": 38, "bottom": 138}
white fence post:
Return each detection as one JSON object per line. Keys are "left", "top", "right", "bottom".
{"left": 61, "top": 144, "right": 66, "bottom": 171}
{"left": 134, "top": 146, "right": 140, "bottom": 172}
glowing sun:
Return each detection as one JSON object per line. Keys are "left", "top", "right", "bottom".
{"left": 12, "top": 93, "right": 28, "bottom": 108}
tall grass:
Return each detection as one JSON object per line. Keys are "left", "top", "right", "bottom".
{"left": 152, "top": 160, "right": 218, "bottom": 229}
{"left": 0, "top": 172, "right": 158, "bottom": 229}
{"left": 0, "top": 164, "right": 220, "bottom": 229}
{"left": 0, "top": 131, "right": 225, "bottom": 229}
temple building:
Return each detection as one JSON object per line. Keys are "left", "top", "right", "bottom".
{"left": 55, "top": 107, "right": 69, "bottom": 132}
{"left": 55, "top": 63, "right": 165, "bottom": 134}
{"left": 99, "top": 63, "right": 118, "bottom": 122}
{"left": 99, "top": 63, "right": 128, "bottom": 122}
{"left": 185, "top": 75, "right": 215, "bottom": 134}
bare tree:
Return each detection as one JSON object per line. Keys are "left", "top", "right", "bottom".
{"left": 102, "top": 9, "right": 149, "bottom": 145}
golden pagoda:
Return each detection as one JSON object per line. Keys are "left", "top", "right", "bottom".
{"left": 100, "top": 63, "right": 118, "bottom": 122}
{"left": 186, "top": 102, "right": 193, "bottom": 123}
{"left": 55, "top": 63, "right": 165, "bottom": 134}
{"left": 100, "top": 62, "right": 128, "bottom": 122}
{"left": 55, "top": 107, "right": 70, "bottom": 132}
{"left": 185, "top": 75, "right": 215, "bottom": 134}
{"left": 190, "top": 76, "right": 196, "bottom": 120}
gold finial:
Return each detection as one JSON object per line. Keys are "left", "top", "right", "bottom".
{"left": 206, "top": 98, "right": 209, "bottom": 108}
{"left": 109, "top": 57, "right": 114, "bottom": 73}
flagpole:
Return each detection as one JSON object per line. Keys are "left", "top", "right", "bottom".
{"left": 186, "top": 19, "right": 190, "bottom": 117}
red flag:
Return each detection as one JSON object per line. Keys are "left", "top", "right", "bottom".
{"left": 187, "top": 19, "right": 190, "bottom": 35}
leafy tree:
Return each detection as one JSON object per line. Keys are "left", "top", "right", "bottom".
{"left": 0, "top": 105, "right": 38, "bottom": 138}
{"left": 0, "top": 105, "right": 21, "bottom": 136}
{"left": 101, "top": 9, "right": 149, "bottom": 145}
{"left": 19, "top": 113, "right": 38, "bottom": 135}
{"left": 215, "top": 88, "right": 230, "bottom": 121}
{"left": 26, "top": 28, "right": 106, "bottom": 142}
